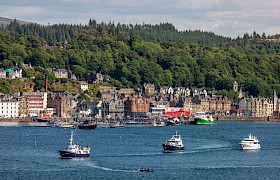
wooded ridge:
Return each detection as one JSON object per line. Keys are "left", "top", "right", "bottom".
{"left": 0, "top": 18, "right": 279, "bottom": 99}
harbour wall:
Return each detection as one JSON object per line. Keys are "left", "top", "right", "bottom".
{"left": 216, "top": 116, "right": 280, "bottom": 122}
{"left": 1, "top": 116, "right": 280, "bottom": 123}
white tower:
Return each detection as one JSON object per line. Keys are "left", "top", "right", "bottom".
{"left": 233, "top": 81, "right": 238, "bottom": 92}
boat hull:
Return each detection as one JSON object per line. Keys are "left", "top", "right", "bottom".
{"left": 110, "top": 124, "right": 125, "bottom": 128}
{"left": 78, "top": 124, "right": 97, "bottom": 130}
{"left": 162, "top": 144, "right": 184, "bottom": 153}
{"left": 194, "top": 118, "right": 214, "bottom": 125}
{"left": 239, "top": 143, "right": 261, "bottom": 150}
{"left": 59, "top": 150, "right": 90, "bottom": 158}
{"left": 165, "top": 121, "right": 175, "bottom": 126}
{"left": 153, "top": 123, "right": 165, "bottom": 127}
{"left": 240, "top": 146, "right": 261, "bottom": 150}
{"left": 138, "top": 168, "right": 154, "bottom": 172}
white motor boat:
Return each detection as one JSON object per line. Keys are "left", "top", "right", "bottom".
{"left": 153, "top": 121, "right": 165, "bottom": 127}
{"left": 239, "top": 134, "right": 261, "bottom": 150}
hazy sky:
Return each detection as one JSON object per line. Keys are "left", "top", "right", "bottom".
{"left": 0, "top": 0, "right": 279, "bottom": 38}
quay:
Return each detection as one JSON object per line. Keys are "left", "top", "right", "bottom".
{"left": 1, "top": 116, "right": 280, "bottom": 127}
{"left": 215, "top": 116, "right": 280, "bottom": 122}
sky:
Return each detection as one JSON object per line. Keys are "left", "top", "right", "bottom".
{"left": 0, "top": 0, "right": 279, "bottom": 38}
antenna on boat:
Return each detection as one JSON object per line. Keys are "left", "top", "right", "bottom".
{"left": 70, "top": 126, "right": 78, "bottom": 144}
{"left": 34, "top": 138, "right": 37, "bottom": 147}
{"left": 72, "top": 126, "right": 78, "bottom": 136}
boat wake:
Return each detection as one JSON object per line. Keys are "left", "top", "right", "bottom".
{"left": 96, "top": 152, "right": 164, "bottom": 158}
{"left": 186, "top": 144, "right": 232, "bottom": 154}
{"left": 126, "top": 152, "right": 164, "bottom": 157}
{"left": 197, "top": 143, "right": 231, "bottom": 150}
{"left": 82, "top": 161, "right": 138, "bottom": 172}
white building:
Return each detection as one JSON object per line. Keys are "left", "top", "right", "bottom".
{"left": 80, "top": 81, "right": 89, "bottom": 91}
{"left": 12, "top": 68, "right": 23, "bottom": 79}
{"left": 78, "top": 101, "right": 102, "bottom": 118}
{"left": 149, "top": 101, "right": 169, "bottom": 116}
{"left": 0, "top": 96, "right": 18, "bottom": 118}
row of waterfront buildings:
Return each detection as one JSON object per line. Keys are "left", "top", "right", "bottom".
{"left": 0, "top": 82, "right": 279, "bottom": 119}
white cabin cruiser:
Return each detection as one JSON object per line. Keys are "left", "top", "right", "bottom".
{"left": 239, "top": 134, "right": 261, "bottom": 150}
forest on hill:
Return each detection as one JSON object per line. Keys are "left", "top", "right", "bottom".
{"left": 0, "top": 19, "right": 279, "bottom": 99}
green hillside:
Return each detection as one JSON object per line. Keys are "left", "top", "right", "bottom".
{"left": 0, "top": 20, "right": 279, "bottom": 98}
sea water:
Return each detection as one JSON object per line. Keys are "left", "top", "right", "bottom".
{"left": 0, "top": 121, "right": 280, "bottom": 180}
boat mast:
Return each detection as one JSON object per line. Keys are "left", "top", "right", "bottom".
{"left": 70, "top": 131, "right": 74, "bottom": 145}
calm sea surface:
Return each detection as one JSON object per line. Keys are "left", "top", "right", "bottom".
{"left": 0, "top": 121, "right": 280, "bottom": 180}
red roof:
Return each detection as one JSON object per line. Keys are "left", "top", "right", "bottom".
{"left": 162, "top": 109, "right": 191, "bottom": 117}
{"left": 184, "top": 111, "right": 191, "bottom": 117}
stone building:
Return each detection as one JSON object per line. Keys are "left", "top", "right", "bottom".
{"left": 98, "top": 86, "right": 116, "bottom": 101}
{"left": 17, "top": 96, "right": 28, "bottom": 118}
{"left": 117, "top": 88, "right": 135, "bottom": 98}
{"left": 239, "top": 96, "right": 276, "bottom": 117}
{"left": 108, "top": 95, "right": 124, "bottom": 120}
{"left": 84, "top": 73, "right": 104, "bottom": 83}
{"left": 0, "top": 68, "right": 6, "bottom": 78}
{"left": 159, "top": 86, "right": 170, "bottom": 95}
{"left": 124, "top": 96, "right": 149, "bottom": 118}
{"left": 250, "top": 97, "right": 274, "bottom": 117}
{"left": 191, "top": 94, "right": 231, "bottom": 115}
{"left": 273, "top": 90, "right": 280, "bottom": 116}
{"left": 174, "top": 87, "right": 190, "bottom": 97}
{"left": 143, "top": 83, "right": 156, "bottom": 96}
{"left": 94, "top": 73, "right": 104, "bottom": 83}
{"left": 52, "top": 69, "right": 68, "bottom": 78}
{"left": 47, "top": 91, "right": 78, "bottom": 118}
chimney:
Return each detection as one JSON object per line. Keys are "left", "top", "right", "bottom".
{"left": 45, "top": 77, "right": 48, "bottom": 92}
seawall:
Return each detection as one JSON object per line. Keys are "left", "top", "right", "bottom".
{"left": 1, "top": 116, "right": 280, "bottom": 124}
{"left": 216, "top": 116, "right": 280, "bottom": 122}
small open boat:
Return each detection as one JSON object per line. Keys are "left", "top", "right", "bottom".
{"left": 138, "top": 167, "right": 154, "bottom": 172}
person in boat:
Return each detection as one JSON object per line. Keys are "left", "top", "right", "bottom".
{"left": 139, "top": 167, "right": 153, "bottom": 172}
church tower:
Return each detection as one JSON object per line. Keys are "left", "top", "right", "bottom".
{"left": 233, "top": 81, "right": 238, "bottom": 92}
{"left": 273, "top": 90, "right": 278, "bottom": 113}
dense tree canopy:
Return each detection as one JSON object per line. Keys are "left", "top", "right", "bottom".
{"left": 0, "top": 20, "right": 280, "bottom": 98}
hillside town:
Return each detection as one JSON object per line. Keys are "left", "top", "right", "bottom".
{"left": 0, "top": 66, "right": 279, "bottom": 121}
